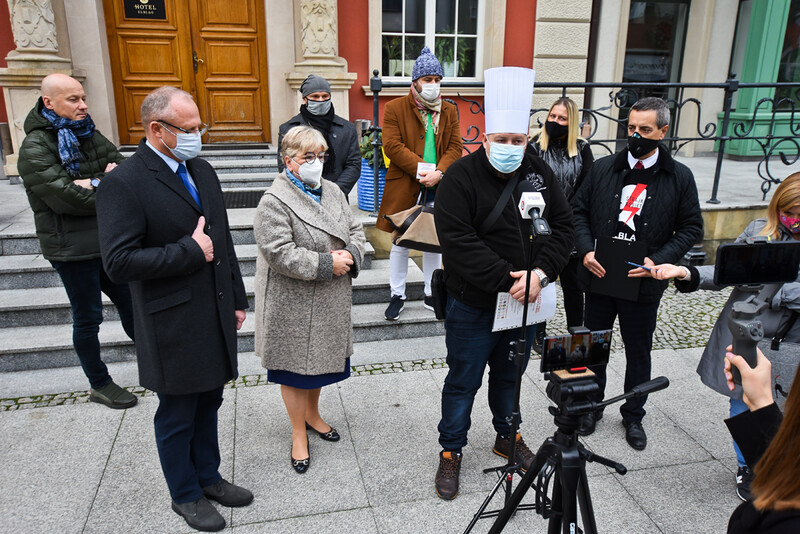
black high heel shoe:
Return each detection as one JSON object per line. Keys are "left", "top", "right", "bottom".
{"left": 290, "top": 439, "right": 310, "bottom": 474}
{"left": 305, "top": 422, "right": 340, "bottom": 442}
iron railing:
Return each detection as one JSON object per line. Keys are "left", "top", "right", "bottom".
{"left": 363, "top": 69, "right": 800, "bottom": 208}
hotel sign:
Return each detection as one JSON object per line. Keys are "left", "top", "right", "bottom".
{"left": 124, "top": 0, "right": 167, "bottom": 20}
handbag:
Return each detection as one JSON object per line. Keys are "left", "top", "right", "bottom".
{"left": 384, "top": 188, "right": 441, "bottom": 253}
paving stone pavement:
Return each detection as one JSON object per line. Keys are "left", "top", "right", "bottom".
{"left": 0, "top": 283, "right": 745, "bottom": 534}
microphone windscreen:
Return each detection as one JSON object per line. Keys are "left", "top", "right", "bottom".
{"left": 516, "top": 180, "right": 536, "bottom": 194}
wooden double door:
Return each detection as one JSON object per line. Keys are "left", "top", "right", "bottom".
{"left": 103, "top": 0, "right": 271, "bottom": 144}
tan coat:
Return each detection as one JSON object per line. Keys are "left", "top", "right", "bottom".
{"left": 254, "top": 172, "right": 366, "bottom": 375}
{"left": 376, "top": 92, "right": 462, "bottom": 232}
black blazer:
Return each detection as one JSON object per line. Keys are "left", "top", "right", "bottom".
{"left": 96, "top": 139, "right": 248, "bottom": 395}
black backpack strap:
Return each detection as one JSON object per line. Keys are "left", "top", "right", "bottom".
{"left": 479, "top": 175, "right": 518, "bottom": 235}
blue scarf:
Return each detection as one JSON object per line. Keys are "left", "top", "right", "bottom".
{"left": 286, "top": 170, "right": 322, "bottom": 204}
{"left": 40, "top": 106, "right": 96, "bottom": 177}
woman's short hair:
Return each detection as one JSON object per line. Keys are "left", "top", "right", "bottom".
{"left": 535, "top": 97, "right": 581, "bottom": 158}
{"left": 761, "top": 172, "right": 800, "bottom": 240}
{"left": 281, "top": 125, "right": 328, "bottom": 161}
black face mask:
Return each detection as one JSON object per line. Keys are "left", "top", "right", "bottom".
{"left": 627, "top": 133, "right": 660, "bottom": 159}
{"left": 545, "top": 120, "right": 569, "bottom": 140}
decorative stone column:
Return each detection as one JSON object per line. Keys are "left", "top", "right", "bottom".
{"left": 285, "top": 0, "right": 357, "bottom": 119}
{"left": 0, "top": 0, "right": 79, "bottom": 177}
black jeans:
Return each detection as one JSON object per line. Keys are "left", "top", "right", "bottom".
{"left": 51, "top": 258, "right": 135, "bottom": 388}
{"left": 584, "top": 293, "right": 660, "bottom": 423}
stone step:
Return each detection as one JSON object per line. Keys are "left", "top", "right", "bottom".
{"left": 0, "top": 237, "right": 375, "bottom": 290}
{"left": 119, "top": 146, "right": 277, "bottom": 161}
{"left": 0, "top": 253, "right": 397, "bottom": 328}
{"left": 219, "top": 172, "right": 277, "bottom": 188}
{"left": 0, "top": 300, "right": 443, "bottom": 372}
{"left": 209, "top": 160, "right": 276, "bottom": 174}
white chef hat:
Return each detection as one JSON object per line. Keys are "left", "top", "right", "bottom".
{"left": 484, "top": 67, "right": 536, "bottom": 135}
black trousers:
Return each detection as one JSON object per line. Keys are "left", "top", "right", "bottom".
{"left": 154, "top": 386, "right": 224, "bottom": 503}
{"left": 558, "top": 255, "right": 585, "bottom": 328}
{"left": 584, "top": 293, "right": 660, "bottom": 423}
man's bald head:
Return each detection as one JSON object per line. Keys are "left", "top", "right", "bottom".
{"left": 41, "top": 73, "right": 88, "bottom": 121}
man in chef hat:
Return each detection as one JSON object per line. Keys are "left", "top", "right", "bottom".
{"left": 432, "top": 67, "right": 574, "bottom": 500}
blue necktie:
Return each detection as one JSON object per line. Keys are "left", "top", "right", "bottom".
{"left": 177, "top": 163, "right": 202, "bottom": 209}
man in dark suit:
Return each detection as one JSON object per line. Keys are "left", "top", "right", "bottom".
{"left": 96, "top": 86, "right": 252, "bottom": 532}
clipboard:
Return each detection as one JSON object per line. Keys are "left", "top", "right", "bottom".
{"left": 589, "top": 236, "right": 647, "bottom": 301}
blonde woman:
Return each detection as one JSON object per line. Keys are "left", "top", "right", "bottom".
{"left": 254, "top": 125, "right": 366, "bottom": 474}
{"left": 530, "top": 97, "right": 594, "bottom": 329}
{"left": 651, "top": 173, "right": 800, "bottom": 501}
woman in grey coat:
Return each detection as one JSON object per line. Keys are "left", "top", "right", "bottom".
{"left": 254, "top": 126, "right": 366, "bottom": 474}
{"left": 651, "top": 172, "right": 800, "bottom": 501}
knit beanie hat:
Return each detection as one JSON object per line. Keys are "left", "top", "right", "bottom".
{"left": 412, "top": 47, "right": 444, "bottom": 81}
{"left": 300, "top": 74, "right": 331, "bottom": 97}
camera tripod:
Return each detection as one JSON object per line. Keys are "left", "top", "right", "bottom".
{"left": 486, "top": 372, "right": 669, "bottom": 533}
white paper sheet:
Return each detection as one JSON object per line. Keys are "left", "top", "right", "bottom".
{"left": 492, "top": 283, "right": 557, "bottom": 332}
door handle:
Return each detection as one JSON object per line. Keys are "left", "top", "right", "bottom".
{"left": 192, "top": 51, "right": 204, "bottom": 73}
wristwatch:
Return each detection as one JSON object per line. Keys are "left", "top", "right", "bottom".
{"left": 533, "top": 268, "right": 550, "bottom": 288}
{"left": 90, "top": 178, "right": 101, "bottom": 189}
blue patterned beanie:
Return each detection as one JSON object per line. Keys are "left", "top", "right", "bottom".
{"left": 412, "top": 46, "right": 443, "bottom": 80}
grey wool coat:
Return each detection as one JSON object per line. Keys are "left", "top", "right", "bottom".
{"left": 254, "top": 172, "right": 366, "bottom": 375}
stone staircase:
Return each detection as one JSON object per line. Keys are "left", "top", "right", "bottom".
{"left": 0, "top": 146, "right": 444, "bottom": 373}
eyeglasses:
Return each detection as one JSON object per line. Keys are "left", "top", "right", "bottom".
{"left": 158, "top": 120, "right": 208, "bottom": 136}
{"left": 293, "top": 152, "right": 329, "bottom": 164}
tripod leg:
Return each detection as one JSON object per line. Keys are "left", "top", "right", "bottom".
{"left": 487, "top": 450, "right": 550, "bottom": 534}
{"left": 547, "top": 469, "right": 563, "bottom": 534}
{"left": 463, "top": 473, "right": 509, "bottom": 534}
{"left": 576, "top": 464, "right": 597, "bottom": 534}
{"left": 552, "top": 448, "right": 581, "bottom": 534}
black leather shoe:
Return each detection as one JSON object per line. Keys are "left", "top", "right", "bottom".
{"left": 171, "top": 496, "right": 225, "bottom": 532}
{"left": 623, "top": 420, "right": 647, "bottom": 450}
{"left": 577, "top": 411, "right": 603, "bottom": 436}
{"left": 202, "top": 478, "right": 253, "bottom": 507}
{"left": 306, "top": 422, "right": 340, "bottom": 442}
{"left": 291, "top": 438, "right": 310, "bottom": 474}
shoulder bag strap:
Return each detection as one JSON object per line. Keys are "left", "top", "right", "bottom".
{"left": 478, "top": 175, "right": 518, "bottom": 236}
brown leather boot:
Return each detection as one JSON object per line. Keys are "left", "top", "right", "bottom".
{"left": 435, "top": 450, "right": 463, "bottom": 500}
{"left": 492, "top": 432, "right": 535, "bottom": 472}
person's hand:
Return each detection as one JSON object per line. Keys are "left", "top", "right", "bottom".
{"left": 628, "top": 256, "right": 656, "bottom": 278}
{"left": 104, "top": 162, "right": 118, "bottom": 173}
{"left": 650, "top": 263, "right": 686, "bottom": 281}
{"left": 583, "top": 251, "right": 606, "bottom": 278}
{"left": 192, "top": 216, "right": 214, "bottom": 262}
{"left": 332, "top": 249, "right": 353, "bottom": 276}
{"left": 73, "top": 178, "right": 93, "bottom": 190}
{"left": 725, "top": 345, "right": 774, "bottom": 411}
{"left": 418, "top": 169, "right": 442, "bottom": 188}
{"left": 509, "top": 270, "right": 541, "bottom": 304}
{"left": 235, "top": 310, "right": 246, "bottom": 331}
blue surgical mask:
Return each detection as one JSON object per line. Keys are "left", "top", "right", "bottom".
{"left": 162, "top": 132, "right": 202, "bottom": 161}
{"left": 487, "top": 143, "right": 525, "bottom": 174}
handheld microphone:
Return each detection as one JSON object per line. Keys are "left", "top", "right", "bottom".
{"left": 517, "top": 181, "right": 546, "bottom": 220}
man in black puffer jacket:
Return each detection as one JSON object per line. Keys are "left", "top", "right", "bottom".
{"left": 432, "top": 67, "right": 573, "bottom": 500}
{"left": 572, "top": 97, "right": 703, "bottom": 450}
{"left": 17, "top": 73, "right": 136, "bottom": 409}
